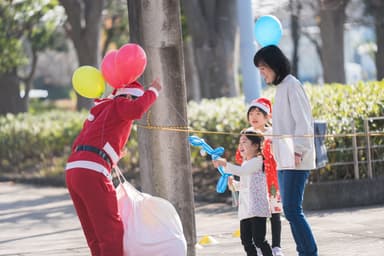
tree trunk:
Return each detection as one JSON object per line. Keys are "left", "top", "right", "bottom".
{"left": 318, "top": 0, "right": 349, "bottom": 83}
{"left": 60, "top": 0, "right": 104, "bottom": 110}
{"left": 20, "top": 48, "right": 39, "bottom": 113}
{"left": 290, "top": 0, "right": 302, "bottom": 77}
{"left": 182, "top": 0, "right": 239, "bottom": 98}
{"left": 0, "top": 45, "right": 39, "bottom": 115}
{"left": 127, "top": 1, "right": 196, "bottom": 255}
{"left": 0, "top": 70, "right": 26, "bottom": 115}
{"left": 372, "top": 1, "right": 384, "bottom": 80}
{"left": 184, "top": 38, "right": 201, "bottom": 102}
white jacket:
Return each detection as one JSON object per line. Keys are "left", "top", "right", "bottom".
{"left": 225, "top": 157, "right": 271, "bottom": 220}
{"left": 272, "top": 74, "right": 316, "bottom": 170}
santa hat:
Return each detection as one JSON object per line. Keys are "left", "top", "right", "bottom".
{"left": 247, "top": 97, "right": 272, "bottom": 115}
{"left": 113, "top": 81, "right": 144, "bottom": 97}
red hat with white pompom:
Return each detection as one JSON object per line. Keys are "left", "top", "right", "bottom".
{"left": 113, "top": 81, "right": 144, "bottom": 97}
{"left": 247, "top": 97, "right": 272, "bottom": 115}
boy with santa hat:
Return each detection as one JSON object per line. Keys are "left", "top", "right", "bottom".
{"left": 65, "top": 79, "right": 161, "bottom": 256}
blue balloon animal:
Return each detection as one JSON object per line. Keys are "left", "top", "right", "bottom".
{"left": 188, "top": 135, "right": 230, "bottom": 193}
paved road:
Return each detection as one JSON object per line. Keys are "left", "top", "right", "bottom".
{"left": 1, "top": 181, "right": 383, "bottom": 256}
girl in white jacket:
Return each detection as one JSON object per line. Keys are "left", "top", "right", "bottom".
{"left": 213, "top": 130, "right": 273, "bottom": 256}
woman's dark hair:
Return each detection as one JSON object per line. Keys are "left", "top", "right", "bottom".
{"left": 253, "top": 45, "right": 291, "bottom": 85}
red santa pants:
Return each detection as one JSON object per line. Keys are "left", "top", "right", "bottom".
{"left": 66, "top": 168, "right": 124, "bottom": 256}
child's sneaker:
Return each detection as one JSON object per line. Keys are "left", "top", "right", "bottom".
{"left": 272, "top": 247, "right": 284, "bottom": 256}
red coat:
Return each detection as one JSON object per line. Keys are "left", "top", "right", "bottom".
{"left": 67, "top": 89, "right": 157, "bottom": 173}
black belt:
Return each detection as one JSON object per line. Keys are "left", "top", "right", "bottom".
{"left": 75, "top": 145, "right": 112, "bottom": 166}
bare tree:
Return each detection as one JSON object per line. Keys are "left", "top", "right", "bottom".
{"left": 59, "top": 0, "right": 104, "bottom": 110}
{"left": 0, "top": 71, "right": 23, "bottom": 114}
{"left": 182, "top": 0, "right": 239, "bottom": 99}
{"left": 364, "top": 0, "right": 384, "bottom": 80}
{"left": 101, "top": 0, "right": 129, "bottom": 57}
{"left": 184, "top": 37, "right": 201, "bottom": 101}
{"left": 127, "top": 1, "right": 196, "bottom": 255}
{"left": 318, "top": 0, "right": 350, "bottom": 83}
{"left": 0, "top": 50, "right": 37, "bottom": 115}
{"left": 290, "top": 0, "right": 303, "bottom": 77}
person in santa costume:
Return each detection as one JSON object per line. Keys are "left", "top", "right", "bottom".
{"left": 65, "top": 79, "right": 161, "bottom": 256}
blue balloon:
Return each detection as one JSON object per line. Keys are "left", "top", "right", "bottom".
{"left": 254, "top": 15, "right": 283, "bottom": 47}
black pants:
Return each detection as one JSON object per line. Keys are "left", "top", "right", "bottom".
{"left": 240, "top": 217, "right": 273, "bottom": 256}
{"left": 271, "top": 213, "right": 282, "bottom": 248}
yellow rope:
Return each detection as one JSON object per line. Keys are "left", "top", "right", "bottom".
{"left": 136, "top": 123, "right": 384, "bottom": 138}
{"left": 141, "top": 109, "right": 384, "bottom": 137}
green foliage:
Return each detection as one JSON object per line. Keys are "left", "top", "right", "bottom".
{"left": 307, "top": 81, "right": 384, "bottom": 132}
{"left": 0, "top": 81, "right": 383, "bottom": 185}
{"left": 0, "top": 110, "right": 85, "bottom": 173}
{"left": 0, "top": 109, "right": 139, "bottom": 181}
{"left": 0, "top": 0, "right": 65, "bottom": 73}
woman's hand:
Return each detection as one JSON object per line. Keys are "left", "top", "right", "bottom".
{"left": 295, "top": 152, "right": 302, "bottom": 166}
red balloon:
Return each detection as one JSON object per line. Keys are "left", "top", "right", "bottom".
{"left": 101, "top": 50, "right": 124, "bottom": 88}
{"left": 115, "top": 44, "right": 147, "bottom": 86}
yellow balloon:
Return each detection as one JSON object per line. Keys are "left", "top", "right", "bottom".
{"left": 72, "top": 66, "right": 105, "bottom": 98}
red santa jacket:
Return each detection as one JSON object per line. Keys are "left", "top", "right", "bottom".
{"left": 66, "top": 88, "right": 158, "bottom": 177}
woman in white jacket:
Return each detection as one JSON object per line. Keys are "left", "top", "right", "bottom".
{"left": 253, "top": 45, "right": 318, "bottom": 256}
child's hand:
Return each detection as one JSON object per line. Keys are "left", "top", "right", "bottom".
{"left": 212, "top": 158, "right": 227, "bottom": 168}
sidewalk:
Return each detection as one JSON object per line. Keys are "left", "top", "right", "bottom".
{"left": 1, "top": 181, "right": 383, "bottom": 256}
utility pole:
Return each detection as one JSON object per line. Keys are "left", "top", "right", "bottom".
{"left": 237, "top": 0, "right": 262, "bottom": 103}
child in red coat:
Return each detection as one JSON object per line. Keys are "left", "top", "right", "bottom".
{"left": 247, "top": 97, "right": 283, "bottom": 256}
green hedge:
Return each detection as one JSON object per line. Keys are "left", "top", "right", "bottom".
{"left": 307, "top": 81, "right": 384, "bottom": 180}
{"left": 0, "top": 111, "right": 85, "bottom": 176}
{"left": 0, "top": 81, "right": 383, "bottom": 184}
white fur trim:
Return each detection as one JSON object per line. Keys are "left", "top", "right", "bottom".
{"left": 115, "top": 88, "right": 144, "bottom": 97}
{"left": 148, "top": 87, "right": 159, "bottom": 97}
{"left": 87, "top": 114, "right": 95, "bottom": 121}
{"left": 65, "top": 160, "right": 112, "bottom": 180}
{"left": 248, "top": 102, "right": 270, "bottom": 114}
{"left": 103, "top": 142, "right": 119, "bottom": 164}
